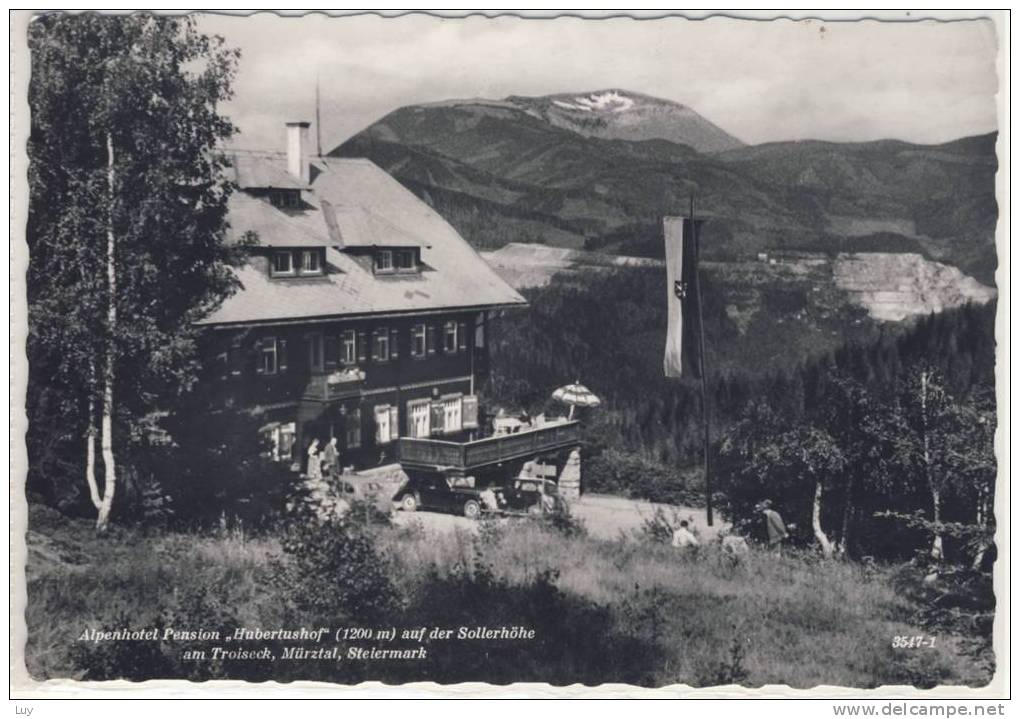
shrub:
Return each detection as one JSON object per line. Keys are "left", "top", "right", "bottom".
{"left": 343, "top": 497, "right": 394, "bottom": 529}
{"left": 585, "top": 449, "right": 702, "bottom": 506}
{"left": 137, "top": 408, "right": 300, "bottom": 532}
{"left": 637, "top": 505, "right": 699, "bottom": 544}
{"left": 696, "top": 632, "right": 751, "bottom": 687}
{"left": 531, "top": 504, "right": 586, "bottom": 538}
{"left": 275, "top": 518, "right": 400, "bottom": 624}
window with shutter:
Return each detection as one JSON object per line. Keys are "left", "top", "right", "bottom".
{"left": 475, "top": 313, "right": 486, "bottom": 348}
{"left": 430, "top": 401, "right": 445, "bottom": 435}
{"left": 254, "top": 339, "right": 264, "bottom": 375}
{"left": 345, "top": 408, "right": 362, "bottom": 449}
{"left": 441, "top": 394, "right": 463, "bottom": 433}
{"left": 389, "top": 328, "right": 399, "bottom": 359}
{"left": 458, "top": 322, "right": 467, "bottom": 351}
{"left": 407, "top": 399, "right": 431, "bottom": 438}
{"left": 443, "top": 321, "right": 457, "bottom": 354}
{"left": 305, "top": 333, "right": 324, "bottom": 373}
{"left": 462, "top": 395, "right": 479, "bottom": 429}
{"left": 374, "top": 327, "right": 390, "bottom": 362}
{"left": 215, "top": 351, "right": 229, "bottom": 380}
{"left": 264, "top": 339, "right": 278, "bottom": 374}
{"left": 340, "top": 330, "right": 357, "bottom": 365}
{"left": 411, "top": 324, "right": 427, "bottom": 358}
{"left": 258, "top": 338, "right": 278, "bottom": 375}
{"left": 262, "top": 421, "right": 297, "bottom": 461}
{"left": 278, "top": 339, "right": 288, "bottom": 372}
{"left": 426, "top": 325, "right": 437, "bottom": 355}
{"left": 357, "top": 331, "right": 368, "bottom": 362}
{"left": 229, "top": 337, "right": 243, "bottom": 376}
{"left": 324, "top": 335, "right": 338, "bottom": 369}
{"left": 374, "top": 405, "right": 391, "bottom": 445}
{"left": 389, "top": 405, "right": 399, "bottom": 439}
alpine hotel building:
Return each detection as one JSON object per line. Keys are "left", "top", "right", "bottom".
{"left": 197, "top": 122, "right": 526, "bottom": 470}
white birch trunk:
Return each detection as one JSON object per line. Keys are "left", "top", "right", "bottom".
{"left": 85, "top": 387, "right": 101, "bottom": 511}
{"left": 812, "top": 481, "right": 834, "bottom": 558}
{"left": 971, "top": 483, "right": 990, "bottom": 570}
{"left": 920, "top": 370, "right": 942, "bottom": 560}
{"left": 836, "top": 474, "right": 855, "bottom": 558}
{"left": 96, "top": 132, "right": 117, "bottom": 532}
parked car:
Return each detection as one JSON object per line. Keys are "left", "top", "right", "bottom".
{"left": 497, "top": 478, "right": 564, "bottom": 516}
{"left": 393, "top": 473, "right": 487, "bottom": 519}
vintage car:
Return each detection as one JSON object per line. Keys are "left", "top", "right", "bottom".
{"left": 393, "top": 473, "right": 488, "bottom": 519}
{"left": 495, "top": 478, "right": 564, "bottom": 516}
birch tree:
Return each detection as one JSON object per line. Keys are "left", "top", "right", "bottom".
{"left": 27, "top": 14, "right": 242, "bottom": 530}
{"left": 718, "top": 404, "right": 845, "bottom": 555}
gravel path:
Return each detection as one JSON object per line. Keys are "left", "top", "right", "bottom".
{"left": 391, "top": 493, "right": 727, "bottom": 542}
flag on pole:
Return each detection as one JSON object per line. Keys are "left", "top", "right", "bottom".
{"left": 663, "top": 216, "right": 703, "bottom": 378}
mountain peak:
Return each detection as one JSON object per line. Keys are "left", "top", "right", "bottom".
{"left": 505, "top": 89, "right": 743, "bottom": 153}
{"left": 549, "top": 89, "right": 641, "bottom": 113}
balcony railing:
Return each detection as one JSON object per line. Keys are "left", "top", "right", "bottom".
{"left": 397, "top": 420, "right": 581, "bottom": 471}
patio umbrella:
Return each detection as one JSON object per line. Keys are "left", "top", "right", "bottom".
{"left": 552, "top": 380, "right": 601, "bottom": 419}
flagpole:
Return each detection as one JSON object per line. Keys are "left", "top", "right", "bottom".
{"left": 315, "top": 71, "right": 323, "bottom": 158}
{"left": 690, "top": 195, "right": 714, "bottom": 526}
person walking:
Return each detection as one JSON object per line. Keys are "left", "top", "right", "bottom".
{"left": 757, "top": 500, "right": 788, "bottom": 554}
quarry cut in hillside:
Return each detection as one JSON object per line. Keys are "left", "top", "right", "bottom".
{"left": 483, "top": 244, "right": 996, "bottom": 325}
{"left": 833, "top": 253, "right": 997, "bottom": 322}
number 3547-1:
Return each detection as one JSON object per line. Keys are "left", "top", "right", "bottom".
{"left": 892, "top": 635, "right": 937, "bottom": 649}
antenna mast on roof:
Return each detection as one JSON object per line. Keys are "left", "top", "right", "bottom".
{"left": 315, "top": 70, "right": 323, "bottom": 157}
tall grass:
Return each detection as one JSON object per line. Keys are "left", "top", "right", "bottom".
{"left": 25, "top": 504, "right": 990, "bottom": 688}
{"left": 377, "top": 520, "right": 990, "bottom": 688}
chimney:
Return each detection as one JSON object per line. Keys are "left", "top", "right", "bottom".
{"left": 286, "top": 121, "right": 311, "bottom": 184}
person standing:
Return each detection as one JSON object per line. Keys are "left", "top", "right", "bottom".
{"left": 757, "top": 500, "right": 788, "bottom": 553}
{"left": 322, "top": 436, "right": 339, "bottom": 485}
{"left": 306, "top": 438, "right": 322, "bottom": 481}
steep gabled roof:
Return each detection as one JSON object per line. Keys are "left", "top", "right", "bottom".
{"left": 231, "top": 150, "right": 310, "bottom": 190}
{"left": 198, "top": 152, "right": 525, "bottom": 326}
{"left": 225, "top": 192, "right": 332, "bottom": 247}
{"left": 331, "top": 205, "right": 429, "bottom": 249}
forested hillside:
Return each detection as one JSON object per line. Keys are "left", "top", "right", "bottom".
{"left": 334, "top": 92, "right": 998, "bottom": 284}
{"left": 484, "top": 265, "right": 996, "bottom": 499}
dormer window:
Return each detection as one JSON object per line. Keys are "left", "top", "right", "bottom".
{"left": 272, "top": 251, "right": 294, "bottom": 276}
{"left": 375, "top": 249, "right": 393, "bottom": 273}
{"left": 269, "top": 189, "right": 301, "bottom": 208}
{"left": 374, "top": 247, "right": 419, "bottom": 274}
{"left": 396, "top": 249, "right": 417, "bottom": 271}
{"left": 270, "top": 248, "right": 324, "bottom": 278}
{"left": 301, "top": 250, "right": 321, "bottom": 274}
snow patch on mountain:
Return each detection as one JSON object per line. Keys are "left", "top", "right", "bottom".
{"left": 553, "top": 99, "right": 592, "bottom": 112}
{"left": 554, "top": 91, "right": 636, "bottom": 113}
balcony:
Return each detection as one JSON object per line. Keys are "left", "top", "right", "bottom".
{"left": 397, "top": 419, "right": 581, "bottom": 472}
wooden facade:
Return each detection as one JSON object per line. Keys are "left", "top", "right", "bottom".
{"left": 201, "top": 309, "right": 491, "bottom": 469}
{"left": 193, "top": 127, "right": 527, "bottom": 471}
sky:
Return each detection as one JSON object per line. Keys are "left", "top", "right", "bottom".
{"left": 194, "top": 12, "right": 1001, "bottom": 153}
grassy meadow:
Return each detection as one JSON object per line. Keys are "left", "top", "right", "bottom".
{"left": 23, "top": 502, "right": 992, "bottom": 689}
